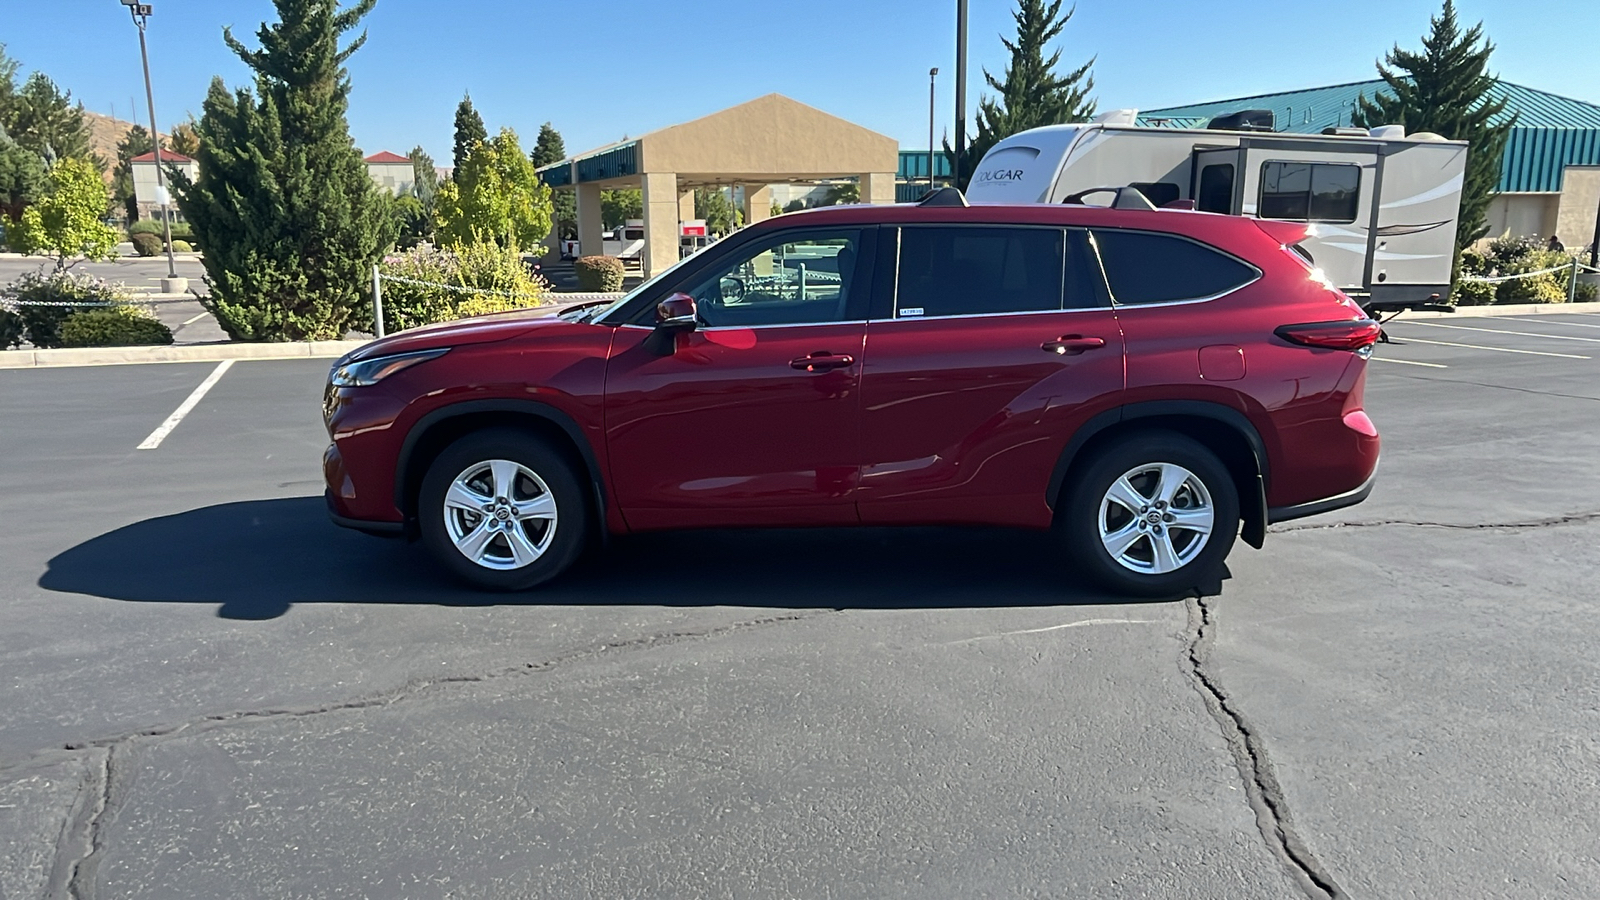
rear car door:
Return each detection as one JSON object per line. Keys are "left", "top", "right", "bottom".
{"left": 604, "top": 227, "right": 872, "bottom": 530}
{"left": 856, "top": 225, "right": 1125, "bottom": 527}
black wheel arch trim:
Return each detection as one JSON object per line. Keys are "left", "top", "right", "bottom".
{"left": 394, "top": 399, "right": 609, "bottom": 535}
{"left": 1046, "top": 400, "right": 1271, "bottom": 549}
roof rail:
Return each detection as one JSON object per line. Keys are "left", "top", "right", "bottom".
{"left": 1061, "top": 186, "right": 1158, "bottom": 212}
{"left": 918, "top": 187, "right": 969, "bottom": 208}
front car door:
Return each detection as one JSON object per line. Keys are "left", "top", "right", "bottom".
{"left": 856, "top": 224, "right": 1125, "bottom": 528}
{"left": 603, "top": 227, "right": 873, "bottom": 530}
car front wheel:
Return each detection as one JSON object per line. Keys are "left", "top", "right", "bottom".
{"left": 418, "top": 429, "right": 588, "bottom": 591}
{"left": 1060, "top": 432, "right": 1240, "bottom": 597}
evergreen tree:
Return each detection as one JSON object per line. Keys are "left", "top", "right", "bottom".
{"left": 175, "top": 0, "right": 394, "bottom": 341}
{"left": 530, "top": 122, "right": 565, "bottom": 167}
{"left": 112, "top": 125, "right": 156, "bottom": 222}
{"left": 10, "top": 73, "right": 94, "bottom": 167}
{"left": 530, "top": 123, "right": 574, "bottom": 238}
{"left": 409, "top": 145, "right": 439, "bottom": 208}
{"left": 1353, "top": 0, "right": 1512, "bottom": 252}
{"left": 452, "top": 93, "right": 486, "bottom": 173}
{"left": 946, "top": 0, "right": 1095, "bottom": 191}
{"left": 0, "top": 44, "right": 19, "bottom": 132}
{"left": 0, "top": 133, "right": 47, "bottom": 227}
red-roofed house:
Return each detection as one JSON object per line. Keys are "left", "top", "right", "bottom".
{"left": 365, "top": 151, "right": 414, "bottom": 195}
{"left": 130, "top": 150, "right": 198, "bottom": 221}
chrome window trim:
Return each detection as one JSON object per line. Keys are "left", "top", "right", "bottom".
{"left": 1087, "top": 226, "right": 1264, "bottom": 309}
{"left": 868, "top": 306, "right": 1113, "bottom": 324}
{"left": 616, "top": 320, "right": 868, "bottom": 333}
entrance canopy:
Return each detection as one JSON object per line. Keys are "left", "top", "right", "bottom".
{"left": 538, "top": 94, "right": 899, "bottom": 276}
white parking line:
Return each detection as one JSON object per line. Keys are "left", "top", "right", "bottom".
{"left": 1396, "top": 337, "right": 1590, "bottom": 360}
{"left": 1503, "top": 316, "right": 1600, "bottom": 330}
{"left": 180, "top": 312, "right": 209, "bottom": 326}
{"left": 1371, "top": 357, "right": 1448, "bottom": 368}
{"left": 137, "top": 360, "right": 234, "bottom": 450}
{"left": 1394, "top": 321, "right": 1600, "bottom": 344}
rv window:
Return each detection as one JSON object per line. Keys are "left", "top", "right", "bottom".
{"left": 1091, "top": 230, "right": 1258, "bottom": 305}
{"left": 1130, "top": 182, "right": 1181, "bottom": 208}
{"left": 895, "top": 227, "right": 1071, "bottom": 317}
{"left": 1259, "top": 161, "right": 1360, "bottom": 223}
{"left": 1197, "top": 165, "right": 1234, "bottom": 214}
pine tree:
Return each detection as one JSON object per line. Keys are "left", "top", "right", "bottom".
{"left": 175, "top": 0, "right": 394, "bottom": 342}
{"left": 530, "top": 122, "right": 574, "bottom": 238}
{"left": 1353, "top": 0, "right": 1513, "bottom": 251}
{"left": 10, "top": 73, "right": 94, "bottom": 167}
{"left": 0, "top": 44, "right": 19, "bottom": 133}
{"left": 453, "top": 94, "right": 486, "bottom": 173}
{"left": 409, "top": 145, "right": 439, "bottom": 208}
{"left": 947, "top": 0, "right": 1095, "bottom": 191}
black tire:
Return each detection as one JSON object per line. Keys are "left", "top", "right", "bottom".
{"left": 1059, "top": 431, "right": 1240, "bottom": 598}
{"left": 418, "top": 428, "right": 590, "bottom": 591}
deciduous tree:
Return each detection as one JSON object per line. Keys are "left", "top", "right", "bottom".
{"left": 1353, "top": 0, "right": 1513, "bottom": 252}
{"left": 435, "top": 128, "right": 552, "bottom": 251}
{"left": 601, "top": 189, "right": 642, "bottom": 230}
{"left": 174, "top": 0, "right": 394, "bottom": 341}
{"left": 10, "top": 157, "right": 118, "bottom": 268}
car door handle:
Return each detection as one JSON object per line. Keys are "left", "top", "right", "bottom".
{"left": 790, "top": 352, "right": 855, "bottom": 372}
{"left": 1041, "top": 336, "right": 1107, "bottom": 356}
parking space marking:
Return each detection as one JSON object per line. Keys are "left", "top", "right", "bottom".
{"left": 1394, "top": 321, "right": 1600, "bottom": 344}
{"left": 1395, "top": 337, "right": 1591, "bottom": 360}
{"left": 180, "top": 312, "right": 209, "bottom": 327}
{"left": 1371, "top": 357, "right": 1448, "bottom": 368}
{"left": 136, "top": 360, "right": 235, "bottom": 450}
{"left": 1503, "top": 316, "right": 1600, "bottom": 330}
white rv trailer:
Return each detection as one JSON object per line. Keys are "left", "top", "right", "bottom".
{"left": 965, "top": 110, "right": 1469, "bottom": 308}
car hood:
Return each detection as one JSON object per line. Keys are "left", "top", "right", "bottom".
{"left": 342, "top": 303, "right": 595, "bottom": 362}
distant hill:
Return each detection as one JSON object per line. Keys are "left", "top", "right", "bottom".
{"left": 82, "top": 110, "right": 168, "bottom": 182}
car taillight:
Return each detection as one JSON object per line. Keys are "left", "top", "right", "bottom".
{"left": 1275, "top": 319, "right": 1383, "bottom": 352}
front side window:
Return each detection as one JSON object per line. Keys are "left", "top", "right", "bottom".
{"left": 1260, "top": 161, "right": 1361, "bottom": 223}
{"left": 681, "top": 230, "right": 860, "bottom": 327}
{"left": 895, "top": 226, "right": 1066, "bottom": 318}
{"left": 1091, "top": 229, "right": 1258, "bottom": 305}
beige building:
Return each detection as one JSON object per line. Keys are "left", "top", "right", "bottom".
{"left": 130, "top": 150, "right": 198, "bottom": 221}
{"left": 537, "top": 94, "right": 899, "bottom": 277}
{"left": 365, "top": 151, "right": 415, "bottom": 195}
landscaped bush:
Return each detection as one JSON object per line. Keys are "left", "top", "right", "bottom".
{"left": 2, "top": 270, "right": 129, "bottom": 349}
{"left": 1576, "top": 279, "right": 1598, "bottom": 303}
{"left": 1480, "top": 236, "right": 1572, "bottom": 304}
{"left": 373, "top": 242, "right": 548, "bottom": 333}
{"left": 130, "top": 232, "right": 163, "bottom": 257}
{"left": 127, "top": 219, "right": 164, "bottom": 237}
{"left": 0, "top": 308, "right": 23, "bottom": 349}
{"left": 575, "top": 255, "right": 624, "bottom": 292}
{"left": 169, "top": 240, "right": 193, "bottom": 253}
{"left": 58, "top": 305, "right": 173, "bottom": 348}
{"left": 1452, "top": 277, "right": 1496, "bottom": 306}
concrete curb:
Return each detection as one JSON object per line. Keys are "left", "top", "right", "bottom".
{"left": 1388, "top": 301, "right": 1600, "bottom": 320}
{"left": 0, "top": 339, "right": 368, "bottom": 370}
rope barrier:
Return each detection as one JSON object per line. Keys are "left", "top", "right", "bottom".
{"left": 1459, "top": 263, "right": 1578, "bottom": 284}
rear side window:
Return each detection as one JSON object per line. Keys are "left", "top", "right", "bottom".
{"left": 896, "top": 226, "right": 1064, "bottom": 317}
{"left": 1091, "top": 230, "right": 1258, "bottom": 305}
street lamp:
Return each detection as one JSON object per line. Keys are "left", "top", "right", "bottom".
{"left": 954, "top": 0, "right": 968, "bottom": 188}
{"left": 928, "top": 68, "right": 939, "bottom": 194}
{"left": 119, "top": 0, "right": 185, "bottom": 293}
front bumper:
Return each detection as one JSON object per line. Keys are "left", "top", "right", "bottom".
{"left": 326, "top": 489, "right": 405, "bottom": 537}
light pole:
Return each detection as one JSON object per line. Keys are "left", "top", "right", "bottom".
{"left": 954, "top": 0, "right": 968, "bottom": 190}
{"left": 120, "top": 0, "right": 185, "bottom": 293}
{"left": 928, "top": 67, "right": 939, "bottom": 194}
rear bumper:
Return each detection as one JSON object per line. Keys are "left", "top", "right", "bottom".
{"left": 1267, "top": 466, "right": 1377, "bottom": 524}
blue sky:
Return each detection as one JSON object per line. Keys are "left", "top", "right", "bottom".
{"left": 4, "top": 0, "right": 1598, "bottom": 163}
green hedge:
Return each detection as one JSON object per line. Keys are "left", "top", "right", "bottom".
{"left": 59, "top": 306, "right": 174, "bottom": 348}
{"left": 3, "top": 270, "right": 131, "bottom": 348}
{"left": 575, "top": 255, "right": 625, "bottom": 292}
{"left": 169, "top": 240, "right": 193, "bottom": 253}
{"left": 131, "top": 232, "right": 163, "bottom": 257}
{"left": 0, "top": 308, "right": 22, "bottom": 349}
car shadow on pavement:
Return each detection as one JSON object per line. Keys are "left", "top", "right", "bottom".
{"left": 39, "top": 497, "right": 1213, "bottom": 620}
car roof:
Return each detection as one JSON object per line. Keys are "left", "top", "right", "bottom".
{"left": 755, "top": 202, "right": 1263, "bottom": 240}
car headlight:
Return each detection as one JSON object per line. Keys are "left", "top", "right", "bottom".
{"left": 329, "top": 348, "right": 448, "bottom": 387}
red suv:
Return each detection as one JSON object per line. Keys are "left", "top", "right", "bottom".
{"left": 324, "top": 193, "right": 1380, "bottom": 596}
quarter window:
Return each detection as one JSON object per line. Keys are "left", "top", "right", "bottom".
{"left": 1259, "top": 161, "right": 1361, "bottom": 223}
{"left": 1197, "top": 165, "right": 1234, "bottom": 214}
{"left": 1091, "top": 230, "right": 1258, "bottom": 305}
{"left": 680, "top": 231, "right": 861, "bottom": 327}
{"left": 895, "top": 227, "right": 1070, "bottom": 317}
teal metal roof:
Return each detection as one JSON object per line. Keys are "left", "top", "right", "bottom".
{"left": 898, "top": 150, "right": 952, "bottom": 180}
{"left": 1139, "top": 79, "right": 1600, "bottom": 193}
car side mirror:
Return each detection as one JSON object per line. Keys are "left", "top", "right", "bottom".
{"left": 655, "top": 293, "right": 698, "bottom": 331}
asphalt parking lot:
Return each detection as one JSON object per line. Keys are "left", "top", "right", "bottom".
{"left": 2, "top": 311, "right": 1599, "bottom": 898}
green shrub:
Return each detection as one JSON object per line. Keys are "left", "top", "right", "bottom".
{"left": 575, "top": 255, "right": 624, "bottom": 292}
{"left": 0, "top": 308, "right": 23, "bottom": 349}
{"left": 128, "top": 219, "right": 164, "bottom": 237}
{"left": 169, "top": 240, "right": 193, "bottom": 253}
{"left": 1576, "top": 279, "right": 1598, "bottom": 304}
{"left": 1452, "top": 278, "right": 1496, "bottom": 306}
{"left": 58, "top": 305, "right": 174, "bottom": 348}
{"left": 130, "top": 232, "right": 163, "bottom": 257}
{"left": 373, "top": 242, "right": 548, "bottom": 333}
{"left": 2, "top": 270, "right": 129, "bottom": 348}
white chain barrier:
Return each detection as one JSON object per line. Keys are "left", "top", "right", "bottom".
{"left": 1458, "top": 262, "right": 1589, "bottom": 284}
{"left": 370, "top": 266, "right": 627, "bottom": 339}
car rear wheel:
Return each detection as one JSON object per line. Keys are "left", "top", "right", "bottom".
{"left": 1060, "top": 432, "right": 1239, "bottom": 597}
{"left": 419, "top": 429, "right": 588, "bottom": 591}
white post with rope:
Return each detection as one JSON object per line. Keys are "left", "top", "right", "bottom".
{"left": 372, "top": 264, "right": 385, "bottom": 338}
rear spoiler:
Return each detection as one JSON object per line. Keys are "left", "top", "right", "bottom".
{"left": 1252, "top": 220, "right": 1310, "bottom": 246}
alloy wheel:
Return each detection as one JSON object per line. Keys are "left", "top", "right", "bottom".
{"left": 1097, "top": 462, "right": 1215, "bottom": 575}
{"left": 442, "top": 459, "right": 558, "bottom": 570}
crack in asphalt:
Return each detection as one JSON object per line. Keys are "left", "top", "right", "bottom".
{"left": 1272, "top": 510, "right": 1600, "bottom": 534}
{"left": 1181, "top": 595, "right": 1344, "bottom": 900}
{"left": 24, "top": 608, "right": 838, "bottom": 900}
